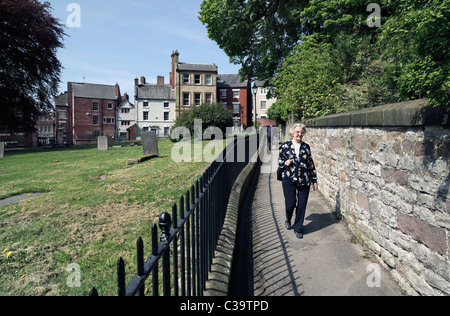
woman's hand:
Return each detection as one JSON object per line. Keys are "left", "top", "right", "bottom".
{"left": 313, "top": 184, "right": 318, "bottom": 191}
{"left": 285, "top": 159, "right": 293, "bottom": 167}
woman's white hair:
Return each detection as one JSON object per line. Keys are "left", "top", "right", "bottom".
{"left": 290, "top": 123, "right": 307, "bottom": 136}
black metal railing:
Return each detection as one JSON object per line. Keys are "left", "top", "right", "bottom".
{"left": 90, "top": 135, "right": 259, "bottom": 296}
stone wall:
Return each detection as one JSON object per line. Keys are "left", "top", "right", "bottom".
{"left": 303, "top": 99, "right": 450, "bottom": 295}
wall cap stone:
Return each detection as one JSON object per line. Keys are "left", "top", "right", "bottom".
{"left": 304, "top": 99, "right": 449, "bottom": 127}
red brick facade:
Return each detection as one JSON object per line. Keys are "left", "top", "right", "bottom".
{"left": 68, "top": 82, "right": 121, "bottom": 145}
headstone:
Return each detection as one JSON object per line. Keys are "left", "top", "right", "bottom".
{"left": 56, "top": 129, "right": 64, "bottom": 145}
{"left": 141, "top": 131, "right": 159, "bottom": 157}
{"left": 98, "top": 136, "right": 108, "bottom": 151}
{"left": 0, "top": 142, "right": 4, "bottom": 158}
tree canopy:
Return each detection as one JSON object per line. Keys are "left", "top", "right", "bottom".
{"left": 0, "top": 0, "right": 65, "bottom": 132}
{"left": 199, "top": 0, "right": 449, "bottom": 122}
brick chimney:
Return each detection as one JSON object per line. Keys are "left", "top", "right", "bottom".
{"left": 170, "top": 49, "right": 179, "bottom": 89}
{"left": 157, "top": 76, "right": 165, "bottom": 86}
{"left": 134, "top": 77, "right": 139, "bottom": 87}
{"left": 140, "top": 76, "right": 146, "bottom": 85}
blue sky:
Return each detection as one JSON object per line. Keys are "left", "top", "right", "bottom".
{"left": 42, "top": 0, "right": 241, "bottom": 101}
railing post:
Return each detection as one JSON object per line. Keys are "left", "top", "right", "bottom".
{"left": 117, "top": 257, "right": 126, "bottom": 296}
{"left": 137, "top": 237, "right": 145, "bottom": 296}
{"left": 172, "top": 203, "right": 179, "bottom": 296}
{"left": 151, "top": 223, "right": 159, "bottom": 296}
{"left": 159, "top": 212, "right": 172, "bottom": 296}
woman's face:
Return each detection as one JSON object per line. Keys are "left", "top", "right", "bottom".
{"left": 293, "top": 126, "right": 304, "bottom": 143}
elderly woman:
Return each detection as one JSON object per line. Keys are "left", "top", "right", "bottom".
{"left": 278, "top": 123, "right": 318, "bottom": 239}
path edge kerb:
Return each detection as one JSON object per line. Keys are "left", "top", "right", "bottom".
{"left": 204, "top": 152, "right": 259, "bottom": 296}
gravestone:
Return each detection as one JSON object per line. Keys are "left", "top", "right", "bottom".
{"left": 98, "top": 136, "right": 108, "bottom": 151}
{"left": 56, "top": 129, "right": 64, "bottom": 145}
{"left": 0, "top": 142, "right": 4, "bottom": 158}
{"left": 142, "top": 131, "right": 159, "bottom": 157}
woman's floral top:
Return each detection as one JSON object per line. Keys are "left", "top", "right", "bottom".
{"left": 278, "top": 140, "right": 318, "bottom": 186}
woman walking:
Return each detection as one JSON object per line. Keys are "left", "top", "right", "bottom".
{"left": 278, "top": 123, "right": 318, "bottom": 239}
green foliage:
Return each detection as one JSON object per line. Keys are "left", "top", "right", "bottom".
{"left": 0, "top": 0, "right": 65, "bottom": 132}
{"left": 200, "top": 0, "right": 449, "bottom": 123}
{"left": 171, "top": 103, "right": 233, "bottom": 140}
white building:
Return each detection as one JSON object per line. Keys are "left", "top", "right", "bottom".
{"left": 116, "top": 93, "right": 136, "bottom": 141}
{"left": 254, "top": 79, "right": 277, "bottom": 123}
{"left": 134, "top": 76, "right": 176, "bottom": 139}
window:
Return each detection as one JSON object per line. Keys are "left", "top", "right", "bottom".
{"left": 206, "top": 75, "right": 212, "bottom": 85}
{"left": 183, "top": 93, "right": 190, "bottom": 106}
{"left": 194, "top": 93, "right": 201, "bottom": 106}
{"left": 143, "top": 112, "right": 149, "bottom": 120}
{"left": 164, "top": 112, "right": 169, "bottom": 121}
{"left": 93, "top": 102, "right": 99, "bottom": 111}
{"left": 183, "top": 74, "right": 190, "bottom": 84}
{"left": 233, "top": 90, "right": 240, "bottom": 99}
{"left": 93, "top": 115, "right": 99, "bottom": 125}
{"left": 58, "top": 111, "right": 67, "bottom": 119}
{"left": 121, "top": 121, "right": 131, "bottom": 126}
{"left": 143, "top": 102, "right": 149, "bottom": 107}
{"left": 261, "top": 101, "right": 267, "bottom": 110}
{"left": 107, "top": 103, "right": 113, "bottom": 110}
{"left": 121, "top": 108, "right": 130, "bottom": 114}
{"left": 164, "top": 102, "right": 169, "bottom": 108}
{"left": 103, "top": 117, "right": 115, "bottom": 124}
{"left": 220, "top": 90, "right": 227, "bottom": 99}
{"left": 194, "top": 74, "right": 201, "bottom": 85}
{"left": 233, "top": 102, "right": 240, "bottom": 114}
{"left": 205, "top": 93, "right": 212, "bottom": 104}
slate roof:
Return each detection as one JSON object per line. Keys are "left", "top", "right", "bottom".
{"left": 70, "top": 82, "right": 118, "bottom": 100}
{"left": 55, "top": 92, "right": 68, "bottom": 107}
{"left": 178, "top": 62, "right": 217, "bottom": 72}
{"left": 137, "top": 84, "right": 175, "bottom": 100}
{"left": 217, "top": 74, "right": 249, "bottom": 88}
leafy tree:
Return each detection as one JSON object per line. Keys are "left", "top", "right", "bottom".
{"left": 379, "top": 0, "right": 450, "bottom": 107}
{"left": 199, "top": 0, "right": 310, "bottom": 79}
{"left": 200, "top": 0, "right": 449, "bottom": 124}
{"left": 0, "top": 0, "right": 65, "bottom": 132}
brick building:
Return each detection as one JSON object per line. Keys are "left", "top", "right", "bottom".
{"left": 67, "top": 82, "right": 122, "bottom": 145}
{"left": 217, "top": 74, "right": 252, "bottom": 128}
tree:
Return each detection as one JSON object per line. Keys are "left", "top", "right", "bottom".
{"left": 0, "top": 0, "right": 65, "bottom": 132}
{"left": 199, "top": 0, "right": 310, "bottom": 79}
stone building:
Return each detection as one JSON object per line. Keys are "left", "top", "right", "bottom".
{"left": 169, "top": 50, "right": 218, "bottom": 118}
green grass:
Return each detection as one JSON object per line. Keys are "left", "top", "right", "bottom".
{"left": 0, "top": 139, "right": 220, "bottom": 296}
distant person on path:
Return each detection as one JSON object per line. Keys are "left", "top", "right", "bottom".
{"left": 267, "top": 125, "right": 272, "bottom": 150}
{"left": 278, "top": 123, "right": 318, "bottom": 239}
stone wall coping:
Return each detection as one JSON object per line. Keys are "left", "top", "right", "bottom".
{"left": 304, "top": 99, "right": 449, "bottom": 127}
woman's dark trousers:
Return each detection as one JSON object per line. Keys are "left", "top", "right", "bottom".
{"left": 282, "top": 178, "right": 310, "bottom": 233}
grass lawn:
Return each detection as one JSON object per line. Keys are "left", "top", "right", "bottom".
{"left": 0, "top": 139, "right": 219, "bottom": 296}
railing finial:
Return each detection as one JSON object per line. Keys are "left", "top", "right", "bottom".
{"left": 159, "top": 212, "right": 172, "bottom": 242}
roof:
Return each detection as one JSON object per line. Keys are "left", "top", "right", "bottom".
{"left": 70, "top": 82, "right": 119, "bottom": 100}
{"left": 178, "top": 62, "right": 217, "bottom": 73}
{"left": 55, "top": 92, "right": 68, "bottom": 107}
{"left": 137, "top": 84, "right": 175, "bottom": 100}
{"left": 217, "top": 74, "right": 249, "bottom": 88}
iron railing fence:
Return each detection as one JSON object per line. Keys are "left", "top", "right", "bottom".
{"left": 90, "top": 135, "right": 259, "bottom": 296}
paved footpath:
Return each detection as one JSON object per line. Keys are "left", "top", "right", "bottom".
{"left": 251, "top": 159, "right": 405, "bottom": 296}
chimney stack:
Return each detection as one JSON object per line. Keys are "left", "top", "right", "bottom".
{"left": 135, "top": 77, "right": 139, "bottom": 87}
{"left": 157, "top": 76, "right": 165, "bottom": 86}
{"left": 140, "top": 76, "right": 146, "bottom": 85}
